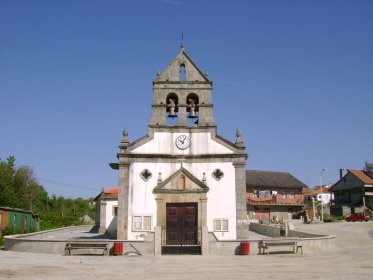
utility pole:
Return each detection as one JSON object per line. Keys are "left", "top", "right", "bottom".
{"left": 320, "top": 168, "right": 326, "bottom": 222}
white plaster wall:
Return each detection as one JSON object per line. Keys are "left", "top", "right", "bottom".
{"left": 127, "top": 160, "right": 237, "bottom": 240}
{"left": 131, "top": 132, "right": 233, "bottom": 155}
{"left": 105, "top": 200, "right": 118, "bottom": 234}
{"left": 190, "top": 162, "right": 237, "bottom": 240}
{"left": 317, "top": 193, "right": 332, "bottom": 205}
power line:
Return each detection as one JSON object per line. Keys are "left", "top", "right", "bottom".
{"left": 39, "top": 178, "right": 101, "bottom": 192}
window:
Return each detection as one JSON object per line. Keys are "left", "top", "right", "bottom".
{"left": 289, "top": 193, "right": 295, "bottom": 199}
{"left": 282, "top": 192, "right": 287, "bottom": 199}
{"left": 212, "top": 169, "right": 224, "bottom": 181}
{"left": 133, "top": 215, "right": 152, "bottom": 231}
{"left": 140, "top": 169, "right": 152, "bottom": 182}
{"left": 180, "top": 64, "right": 186, "bottom": 81}
{"left": 213, "top": 219, "right": 228, "bottom": 231}
{"left": 112, "top": 206, "right": 118, "bottom": 216}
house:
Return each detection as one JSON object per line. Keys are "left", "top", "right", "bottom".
{"left": 109, "top": 45, "right": 248, "bottom": 255}
{"left": 246, "top": 170, "right": 306, "bottom": 223}
{"left": 0, "top": 207, "right": 39, "bottom": 236}
{"left": 94, "top": 187, "right": 118, "bottom": 234}
{"left": 303, "top": 185, "right": 333, "bottom": 205}
{"left": 330, "top": 163, "right": 373, "bottom": 216}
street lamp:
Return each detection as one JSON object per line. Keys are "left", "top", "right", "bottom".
{"left": 320, "top": 168, "right": 326, "bottom": 222}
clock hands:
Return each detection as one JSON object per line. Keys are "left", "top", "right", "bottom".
{"left": 179, "top": 135, "right": 187, "bottom": 144}
{"left": 175, "top": 135, "right": 190, "bottom": 150}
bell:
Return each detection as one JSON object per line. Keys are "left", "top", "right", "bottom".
{"left": 168, "top": 98, "right": 177, "bottom": 118}
{"left": 168, "top": 108, "right": 177, "bottom": 118}
{"left": 188, "top": 107, "right": 197, "bottom": 118}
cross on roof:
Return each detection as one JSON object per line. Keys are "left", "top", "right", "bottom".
{"left": 178, "top": 157, "right": 185, "bottom": 168}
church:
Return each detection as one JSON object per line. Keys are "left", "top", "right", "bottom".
{"left": 108, "top": 44, "right": 248, "bottom": 255}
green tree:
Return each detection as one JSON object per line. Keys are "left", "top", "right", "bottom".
{"left": 1, "top": 156, "right": 95, "bottom": 231}
{"left": 0, "top": 156, "right": 17, "bottom": 207}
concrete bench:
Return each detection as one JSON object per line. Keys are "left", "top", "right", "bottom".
{"left": 65, "top": 239, "right": 110, "bottom": 256}
{"left": 258, "top": 238, "right": 303, "bottom": 255}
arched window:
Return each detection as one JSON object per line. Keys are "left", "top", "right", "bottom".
{"left": 180, "top": 63, "right": 186, "bottom": 81}
{"left": 166, "top": 93, "right": 178, "bottom": 126}
{"left": 186, "top": 93, "right": 199, "bottom": 126}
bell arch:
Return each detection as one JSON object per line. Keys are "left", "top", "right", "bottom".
{"left": 166, "top": 93, "right": 179, "bottom": 126}
{"left": 179, "top": 63, "right": 186, "bottom": 81}
{"left": 186, "top": 93, "right": 199, "bottom": 126}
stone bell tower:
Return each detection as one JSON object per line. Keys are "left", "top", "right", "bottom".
{"left": 149, "top": 44, "right": 215, "bottom": 128}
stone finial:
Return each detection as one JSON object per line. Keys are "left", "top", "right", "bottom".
{"left": 157, "top": 71, "right": 160, "bottom": 77}
{"left": 202, "top": 172, "right": 207, "bottom": 185}
{"left": 119, "top": 128, "right": 129, "bottom": 150}
{"left": 204, "top": 72, "right": 208, "bottom": 78}
{"left": 157, "top": 172, "right": 162, "bottom": 184}
{"left": 235, "top": 128, "right": 245, "bottom": 147}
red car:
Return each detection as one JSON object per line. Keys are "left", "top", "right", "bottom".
{"left": 345, "top": 212, "right": 372, "bottom": 222}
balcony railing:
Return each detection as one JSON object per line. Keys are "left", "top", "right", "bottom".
{"left": 247, "top": 196, "right": 304, "bottom": 206}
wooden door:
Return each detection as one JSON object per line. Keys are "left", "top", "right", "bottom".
{"left": 166, "top": 203, "right": 197, "bottom": 246}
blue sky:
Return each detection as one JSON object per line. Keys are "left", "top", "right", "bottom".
{"left": 1, "top": 0, "right": 372, "bottom": 199}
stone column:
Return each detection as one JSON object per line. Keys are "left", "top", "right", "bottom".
{"left": 156, "top": 198, "right": 165, "bottom": 226}
{"left": 117, "top": 162, "right": 130, "bottom": 240}
{"left": 154, "top": 226, "right": 162, "bottom": 256}
{"left": 200, "top": 196, "right": 209, "bottom": 255}
{"left": 98, "top": 200, "right": 107, "bottom": 234}
{"left": 234, "top": 159, "right": 249, "bottom": 240}
{"left": 178, "top": 105, "right": 187, "bottom": 126}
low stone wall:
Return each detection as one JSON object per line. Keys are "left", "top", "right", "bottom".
{"left": 288, "top": 229, "right": 327, "bottom": 238}
{"left": 5, "top": 225, "right": 335, "bottom": 255}
{"left": 4, "top": 226, "right": 155, "bottom": 256}
{"left": 249, "top": 222, "right": 281, "bottom": 237}
{"left": 5, "top": 237, "right": 67, "bottom": 254}
{"left": 208, "top": 232, "right": 248, "bottom": 255}
{"left": 249, "top": 223, "right": 336, "bottom": 253}
{"left": 10, "top": 225, "right": 93, "bottom": 240}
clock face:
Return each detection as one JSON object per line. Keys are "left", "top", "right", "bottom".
{"left": 175, "top": 135, "right": 190, "bottom": 150}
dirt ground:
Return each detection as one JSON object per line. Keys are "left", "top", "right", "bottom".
{"left": 1, "top": 222, "right": 372, "bottom": 280}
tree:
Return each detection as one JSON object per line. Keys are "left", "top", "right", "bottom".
{"left": 1, "top": 156, "right": 95, "bottom": 231}
{"left": 0, "top": 156, "right": 17, "bottom": 207}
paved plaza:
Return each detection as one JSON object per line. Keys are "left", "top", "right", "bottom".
{"left": 1, "top": 222, "right": 372, "bottom": 280}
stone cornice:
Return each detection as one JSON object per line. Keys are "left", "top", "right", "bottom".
{"left": 152, "top": 103, "right": 213, "bottom": 108}
{"left": 116, "top": 153, "right": 247, "bottom": 160}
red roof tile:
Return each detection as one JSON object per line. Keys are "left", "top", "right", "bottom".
{"left": 349, "top": 170, "right": 373, "bottom": 184}
{"left": 104, "top": 187, "right": 118, "bottom": 194}
{"left": 303, "top": 186, "right": 330, "bottom": 196}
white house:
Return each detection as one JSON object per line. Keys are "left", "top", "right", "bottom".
{"left": 95, "top": 187, "right": 118, "bottom": 234}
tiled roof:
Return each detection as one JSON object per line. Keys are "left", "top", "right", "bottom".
{"left": 303, "top": 186, "right": 331, "bottom": 196}
{"left": 349, "top": 170, "right": 373, "bottom": 184}
{"left": 94, "top": 187, "right": 118, "bottom": 201}
{"left": 246, "top": 170, "right": 307, "bottom": 189}
{"left": 104, "top": 187, "right": 118, "bottom": 194}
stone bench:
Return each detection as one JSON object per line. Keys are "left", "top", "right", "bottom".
{"left": 258, "top": 238, "right": 303, "bottom": 255}
{"left": 65, "top": 239, "right": 110, "bottom": 256}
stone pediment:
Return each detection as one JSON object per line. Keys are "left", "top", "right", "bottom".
{"left": 153, "top": 167, "right": 209, "bottom": 194}
{"left": 154, "top": 47, "right": 209, "bottom": 83}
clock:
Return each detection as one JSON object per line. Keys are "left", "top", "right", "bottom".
{"left": 175, "top": 135, "right": 190, "bottom": 150}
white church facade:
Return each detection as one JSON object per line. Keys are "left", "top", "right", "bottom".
{"left": 107, "top": 45, "right": 248, "bottom": 255}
